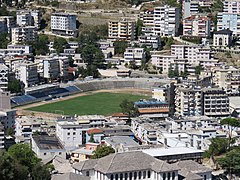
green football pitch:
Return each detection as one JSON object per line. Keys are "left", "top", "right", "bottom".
{"left": 26, "top": 92, "right": 149, "bottom": 116}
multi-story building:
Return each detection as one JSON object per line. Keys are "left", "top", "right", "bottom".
{"left": 217, "top": 12, "right": 240, "bottom": 36}
{"left": 175, "top": 85, "right": 202, "bottom": 117}
{"left": 51, "top": 13, "right": 77, "bottom": 36}
{"left": 15, "top": 61, "right": 39, "bottom": 87}
{"left": 11, "top": 26, "right": 37, "bottom": 44}
{"left": 171, "top": 45, "right": 216, "bottom": 67}
{"left": 0, "top": 16, "right": 15, "bottom": 33}
{"left": 183, "top": 15, "right": 211, "bottom": 37}
{"left": 15, "top": 116, "right": 42, "bottom": 143}
{"left": 108, "top": 18, "right": 136, "bottom": 40}
{"left": 124, "top": 47, "right": 146, "bottom": 66}
{"left": 56, "top": 116, "right": 108, "bottom": 149}
{"left": 16, "top": 10, "right": 41, "bottom": 29}
{"left": 138, "top": 35, "right": 161, "bottom": 49}
{"left": 223, "top": 0, "right": 240, "bottom": 13}
{"left": 42, "top": 58, "right": 60, "bottom": 82}
{"left": 182, "top": 0, "right": 199, "bottom": 18}
{"left": 154, "top": 6, "right": 180, "bottom": 36}
{"left": 213, "top": 66, "right": 240, "bottom": 94}
{"left": 139, "top": 9, "right": 155, "bottom": 35}
{"left": 151, "top": 54, "right": 188, "bottom": 74}
{"left": 0, "top": 64, "right": 8, "bottom": 91}
{"left": 0, "top": 124, "right": 4, "bottom": 149}
{"left": 58, "top": 56, "right": 69, "bottom": 81}
{"left": 201, "top": 88, "right": 230, "bottom": 117}
{"left": 213, "top": 29, "right": 233, "bottom": 46}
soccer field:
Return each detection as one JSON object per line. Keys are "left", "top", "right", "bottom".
{"left": 26, "top": 92, "right": 149, "bottom": 116}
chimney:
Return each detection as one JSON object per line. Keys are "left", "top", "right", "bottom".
{"left": 164, "top": 138, "right": 167, "bottom": 147}
{"left": 178, "top": 134, "right": 181, "bottom": 141}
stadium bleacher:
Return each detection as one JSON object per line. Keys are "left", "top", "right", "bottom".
{"left": 11, "top": 79, "right": 169, "bottom": 107}
{"left": 11, "top": 95, "right": 37, "bottom": 105}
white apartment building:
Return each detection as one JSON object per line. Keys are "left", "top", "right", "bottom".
{"left": 16, "top": 10, "right": 41, "bottom": 29}
{"left": 0, "top": 124, "right": 4, "bottom": 149}
{"left": 0, "top": 64, "right": 8, "bottom": 91}
{"left": 0, "top": 45, "right": 32, "bottom": 57}
{"left": 223, "top": 0, "right": 240, "bottom": 13}
{"left": 58, "top": 56, "right": 69, "bottom": 81}
{"left": 0, "top": 16, "right": 15, "bottom": 33}
{"left": 154, "top": 6, "right": 180, "bottom": 37}
{"left": 201, "top": 88, "right": 230, "bottom": 117}
{"left": 138, "top": 35, "right": 161, "bottom": 49}
{"left": 183, "top": 15, "right": 211, "bottom": 37}
{"left": 56, "top": 116, "right": 108, "bottom": 149}
{"left": 11, "top": 26, "right": 37, "bottom": 44}
{"left": 0, "top": 104, "right": 16, "bottom": 129}
{"left": 108, "top": 18, "right": 136, "bottom": 40}
{"left": 42, "top": 58, "right": 60, "bottom": 81}
{"left": 175, "top": 85, "right": 202, "bottom": 117}
{"left": 124, "top": 47, "right": 146, "bottom": 66}
{"left": 151, "top": 54, "right": 188, "bottom": 74}
{"left": 15, "top": 116, "right": 41, "bottom": 143}
{"left": 139, "top": 9, "right": 155, "bottom": 35}
{"left": 213, "top": 66, "right": 240, "bottom": 93}
{"left": 31, "top": 135, "right": 66, "bottom": 161}
{"left": 171, "top": 45, "right": 216, "bottom": 67}
{"left": 15, "top": 61, "right": 39, "bottom": 87}
{"left": 182, "top": 0, "right": 199, "bottom": 18}
{"left": 217, "top": 12, "right": 240, "bottom": 36}
{"left": 51, "top": 13, "right": 77, "bottom": 36}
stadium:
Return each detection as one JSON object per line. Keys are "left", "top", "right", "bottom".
{"left": 13, "top": 78, "right": 170, "bottom": 115}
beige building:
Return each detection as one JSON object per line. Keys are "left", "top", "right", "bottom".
{"left": 214, "top": 66, "right": 240, "bottom": 94}
{"left": 11, "top": 26, "right": 37, "bottom": 44}
{"left": 183, "top": 15, "right": 210, "bottom": 37}
{"left": 108, "top": 18, "right": 136, "bottom": 40}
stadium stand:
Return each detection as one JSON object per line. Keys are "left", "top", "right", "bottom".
{"left": 11, "top": 79, "right": 170, "bottom": 107}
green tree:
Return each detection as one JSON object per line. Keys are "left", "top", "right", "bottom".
{"left": 6, "top": 127, "right": 14, "bottom": 136}
{"left": 28, "top": 34, "right": 49, "bottom": 55}
{"left": 68, "top": 56, "right": 75, "bottom": 67}
{"left": 195, "top": 65, "right": 203, "bottom": 75}
{"left": 205, "top": 138, "right": 228, "bottom": 165}
{"left": 114, "top": 41, "right": 128, "bottom": 55}
{"left": 91, "top": 145, "right": 115, "bottom": 159}
{"left": 221, "top": 118, "right": 240, "bottom": 150}
{"left": 8, "top": 144, "right": 40, "bottom": 172}
{"left": 218, "top": 149, "right": 240, "bottom": 178}
{"left": 89, "top": 134, "right": 95, "bottom": 143}
{"left": 0, "top": 152, "right": 28, "bottom": 180}
{"left": 107, "top": 62, "right": 112, "bottom": 69}
{"left": 31, "top": 162, "right": 51, "bottom": 180}
{"left": 120, "top": 99, "right": 139, "bottom": 119}
{"left": 0, "top": 33, "right": 10, "bottom": 49}
{"left": 136, "top": 18, "right": 143, "bottom": 38}
{"left": 53, "top": 37, "right": 68, "bottom": 54}
{"left": 8, "top": 79, "right": 23, "bottom": 94}
{"left": 81, "top": 44, "right": 105, "bottom": 67}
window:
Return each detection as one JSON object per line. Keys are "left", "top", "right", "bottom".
{"left": 163, "top": 173, "right": 166, "bottom": 180}
{"left": 59, "top": 152, "right": 62, "bottom": 155}
{"left": 125, "top": 173, "right": 128, "bottom": 180}
{"left": 129, "top": 172, "right": 132, "bottom": 180}
{"left": 115, "top": 174, "right": 118, "bottom": 180}
{"left": 67, "top": 132, "right": 70, "bottom": 135}
{"left": 73, "top": 132, "right": 76, "bottom": 135}
{"left": 143, "top": 171, "right": 146, "bottom": 179}
{"left": 148, "top": 171, "right": 151, "bottom": 178}
{"left": 110, "top": 174, "right": 114, "bottom": 180}
{"left": 120, "top": 173, "right": 123, "bottom": 180}
{"left": 86, "top": 171, "right": 89, "bottom": 176}
{"left": 167, "top": 172, "right": 170, "bottom": 180}
{"left": 43, "top": 153, "right": 47, "bottom": 155}
{"left": 172, "top": 172, "right": 175, "bottom": 180}
{"left": 204, "top": 175, "right": 207, "bottom": 180}
{"left": 138, "top": 171, "right": 142, "bottom": 179}
{"left": 134, "top": 172, "right": 137, "bottom": 179}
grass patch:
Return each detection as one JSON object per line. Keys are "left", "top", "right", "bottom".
{"left": 26, "top": 92, "right": 149, "bottom": 116}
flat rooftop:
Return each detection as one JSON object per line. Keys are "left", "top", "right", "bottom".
{"left": 142, "top": 147, "right": 203, "bottom": 157}
{"left": 32, "top": 135, "right": 64, "bottom": 150}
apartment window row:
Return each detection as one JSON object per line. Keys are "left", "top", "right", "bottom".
{"left": 109, "top": 170, "right": 151, "bottom": 180}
